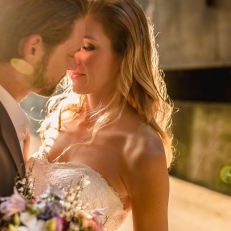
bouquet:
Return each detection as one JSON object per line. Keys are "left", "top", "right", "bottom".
{"left": 0, "top": 165, "right": 105, "bottom": 231}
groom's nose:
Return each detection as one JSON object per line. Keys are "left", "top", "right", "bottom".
{"left": 67, "top": 58, "right": 78, "bottom": 70}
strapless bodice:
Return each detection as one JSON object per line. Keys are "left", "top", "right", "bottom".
{"left": 26, "top": 148, "right": 129, "bottom": 231}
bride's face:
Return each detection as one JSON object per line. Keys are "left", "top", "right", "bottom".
{"left": 71, "top": 16, "right": 121, "bottom": 97}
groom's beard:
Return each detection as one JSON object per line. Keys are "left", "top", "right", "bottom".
{"left": 32, "top": 52, "right": 62, "bottom": 97}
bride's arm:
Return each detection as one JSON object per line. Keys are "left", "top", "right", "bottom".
{"left": 23, "top": 128, "right": 31, "bottom": 163}
{"left": 124, "top": 137, "right": 169, "bottom": 231}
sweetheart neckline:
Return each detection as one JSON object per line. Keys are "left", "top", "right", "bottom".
{"left": 29, "top": 156, "right": 127, "bottom": 212}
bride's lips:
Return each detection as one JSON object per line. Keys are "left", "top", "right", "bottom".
{"left": 71, "top": 71, "right": 85, "bottom": 79}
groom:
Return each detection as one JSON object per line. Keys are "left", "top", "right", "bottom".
{"left": 0, "top": 0, "right": 86, "bottom": 197}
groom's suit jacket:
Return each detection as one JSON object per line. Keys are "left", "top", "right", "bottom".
{"left": 0, "top": 101, "right": 25, "bottom": 197}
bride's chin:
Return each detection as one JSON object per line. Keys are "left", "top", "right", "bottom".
{"left": 71, "top": 78, "right": 89, "bottom": 93}
{"left": 72, "top": 85, "right": 88, "bottom": 95}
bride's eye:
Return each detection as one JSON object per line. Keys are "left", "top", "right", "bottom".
{"left": 82, "top": 44, "right": 95, "bottom": 51}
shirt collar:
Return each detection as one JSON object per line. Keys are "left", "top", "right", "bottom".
{"left": 0, "top": 85, "right": 30, "bottom": 129}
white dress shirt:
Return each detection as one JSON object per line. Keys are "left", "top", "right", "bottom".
{"left": 0, "top": 85, "right": 30, "bottom": 154}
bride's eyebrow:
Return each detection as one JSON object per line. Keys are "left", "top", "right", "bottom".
{"left": 84, "top": 35, "right": 97, "bottom": 41}
{"left": 68, "top": 47, "right": 82, "bottom": 53}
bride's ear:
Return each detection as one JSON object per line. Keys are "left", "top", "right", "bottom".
{"left": 18, "top": 34, "right": 45, "bottom": 65}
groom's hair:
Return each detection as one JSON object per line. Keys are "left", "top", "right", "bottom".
{"left": 0, "top": 0, "right": 87, "bottom": 63}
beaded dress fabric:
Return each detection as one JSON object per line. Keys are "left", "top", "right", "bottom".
{"left": 26, "top": 147, "right": 129, "bottom": 231}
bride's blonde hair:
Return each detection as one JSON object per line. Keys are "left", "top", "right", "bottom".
{"left": 40, "top": 0, "right": 174, "bottom": 167}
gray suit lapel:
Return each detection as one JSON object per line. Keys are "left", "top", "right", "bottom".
{"left": 0, "top": 102, "right": 25, "bottom": 179}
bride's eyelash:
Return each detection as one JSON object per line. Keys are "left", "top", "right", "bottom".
{"left": 82, "top": 44, "right": 95, "bottom": 51}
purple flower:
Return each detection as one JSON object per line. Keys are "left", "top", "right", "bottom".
{"left": 0, "top": 187, "right": 26, "bottom": 218}
{"left": 38, "top": 200, "right": 63, "bottom": 220}
{"left": 91, "top": 208, "right": 107, "bottom": 229}
{"left": 91, "top": 208, "right": 107, "bottom": 217}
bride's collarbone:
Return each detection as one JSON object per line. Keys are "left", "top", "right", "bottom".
{"left": 48, "top": 136, "right": 121, "bottom": 164}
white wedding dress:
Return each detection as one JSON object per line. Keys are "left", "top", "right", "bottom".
{"left": 26, "top": 147, "right": 129, "bottom": 231}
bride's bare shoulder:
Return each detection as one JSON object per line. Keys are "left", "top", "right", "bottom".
{"left": 122, "top": 123, "right": 165, "bottom": 161}
{"left": 111, "top": 106, "right": 166, "bottom": 162}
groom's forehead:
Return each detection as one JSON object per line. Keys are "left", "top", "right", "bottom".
{"left": 0, "top": 0, "right": 16, "bottom": 8}
{"left": 0, "top": 0, "right": 20, "bottom": 16}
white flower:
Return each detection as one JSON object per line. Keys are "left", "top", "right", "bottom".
{"left": 64, "top": 202, "right": 71, "bottom": 209}
{"left": 15, "top": 226, "right": 29, "bottom": 231}
{"left": 20, "top": 212, "right": 46, "bottom": 231}
{"left": 67, "top": 195, "right": 75, "bottom": 201}
{"left": 28, "top": 177, "right": 34, "bottom": 183}
{"left": 18, "top": 187, "right": 24, "bottom": 192}
{"left": 82, "top": 176, "right": 91, "bottom": 187}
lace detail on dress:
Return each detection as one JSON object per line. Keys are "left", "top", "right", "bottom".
{"left": 26, "top": 147, "right": 129, "bottom": 231}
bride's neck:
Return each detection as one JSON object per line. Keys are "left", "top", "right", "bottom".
{"left": 80, "top": 92, "right": 121, "bottom": 122}
{"left": 84, "top": 91, "right": 119, "bottom": 111}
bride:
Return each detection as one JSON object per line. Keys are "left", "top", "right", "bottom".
{"left": 27, "top": 0, "right": 174, "bottom": 230}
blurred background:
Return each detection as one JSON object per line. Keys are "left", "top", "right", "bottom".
{"left": 21, "top": 0, "right": 231, "bottom": 230}
{"left": 151, "top": 0, "right": 231, "bottom": 197}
